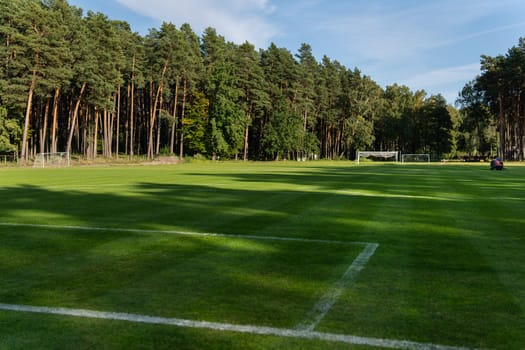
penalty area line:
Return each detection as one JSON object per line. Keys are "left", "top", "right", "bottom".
{"left": 295, "top": 242, "right": 379, "bottom": 331}
{"left": 0, "top": 222, "right": 366, "bottom": 246}
{"left": 0, "top": 303, "right": 483, "bottom": 350}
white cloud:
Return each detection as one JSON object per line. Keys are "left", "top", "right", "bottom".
{"left": 402, "top": 63, "right": 480, "bottom": 88}
{"left": 400, "top": 63, "right": 481, "bottom": 103}
{"left": 314, "top": 0, "right": 524, "bottom": 63}
{"left": 318, "top": 14, "right": 433, "bottom": 63}
{"left": 436, "top": 22, "right": 525, "bottom": 49}
{"left": 116, "top": 0, "right": 279, "bottom": 48}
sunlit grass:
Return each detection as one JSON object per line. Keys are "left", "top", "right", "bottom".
{"left": 0, "top": 226, "right": 361, "bottom": 329}
{"left": 0, "top": 162, "right": 524, "bottom": 349}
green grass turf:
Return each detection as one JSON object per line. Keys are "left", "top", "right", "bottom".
{"left": 0, "top": 161, "right": 524, "bottom": 349}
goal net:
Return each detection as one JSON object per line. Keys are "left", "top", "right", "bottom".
{"left": 33, "top": 152, "right": 70, "bottom": 168}
{"left": 401, "top": 154, "right": 430, "bottom": 163}
{"left": 357, "top": 151, "right": 398, "bottom": 164}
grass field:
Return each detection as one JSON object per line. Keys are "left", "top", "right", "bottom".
{"left": 0, "top": 161, "right": 524, "bottom": 349}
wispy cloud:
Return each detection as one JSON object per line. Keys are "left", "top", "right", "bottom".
{"left": 436, "top": 22, "right": 525, "bottom": 49}
{"left": 116, "top": 0, "right": 279, "bottom": 47}
{"left": 400, "top": 63, "right": 481, "bottom": 103}
{"left": 402, "top": 63, "right": 480, "bottom": 88}
{"left": 313, "top": 0, "right": 524, "bottom": 63}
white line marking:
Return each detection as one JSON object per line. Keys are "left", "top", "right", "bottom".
{"left": 0, "top": 223, "right": 484, "bottom": 349}
{"left": 0, "top": 303, "right": 483, "bottom": 350}
{"left": 0, "top": 222, "right": 375, "bottom": 329}
{"left": 0, "top": 222, "right": 365, "bottom": 246}
{"left": 296, "top": 242, "right": 379, "bottom": 331}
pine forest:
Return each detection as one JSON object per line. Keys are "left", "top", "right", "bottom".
{"left": 1, "top": 0, "right": 525, "bottom": 163}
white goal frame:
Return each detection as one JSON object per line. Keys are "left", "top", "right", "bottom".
{"left": 401, "top": 154, "right": 430, "bottom": 163}
{"left": 356, "top": 151, "right": 399, "bottom": 164}
{"left": 33, "top": 152, "right": 70, "bottom": 168}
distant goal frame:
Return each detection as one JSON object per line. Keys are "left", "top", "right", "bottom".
{"left": 356, "top": 151, "right": 399, "bottom": 165}
{"left": 33, "top": 152, "right": 71, "bottom": 168}
{"left": 401, "top": 153, "right": 430, "bottom": 163}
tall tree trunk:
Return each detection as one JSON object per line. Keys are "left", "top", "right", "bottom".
{"left": 94, "top": 108, "right": 99, "bottom": 160}
{"left": 522, "top": 94, "right": 525, "bottom": 161}
{"left": 243, "top": 111, "right": 250, "bottom": 161}
{"left": 517, "top": 92, "right": 523, "bottom": 161}
{"left": 125, "top": 83, "right": 130, "bottom": 155}
{"left": 156, "top": 93, "right": 163, "bottom": 155}
{"left": 20, "top": 69, "right": 38, "bottom": 163}
{"left": 243, "top": 124, "right": 249, "bottom": 161}
{"left": 82, "top": 107, "right": 88, "bottom": 157}
{"left": 498, "top": 91, "right": 505, "bottom": 160}
{"left": 302, "top": 105, "right": 308, "bottom": 159}
{"left": 179, "top": 78, "right": 187, "bottom": 160}
{"left": 51, "top": 87, "right": 60, "bottom": 153}
{"left": 170, "top": 79, "right": 179, "bottom": 154}
{"left": 66, "top": 82, "right": 87, "bottom": 156}
{"left": 148, "top": 58, "right": 169, "bottom": 159}
{"left": 116, "top": 86, "right": 121, "bottom": 157}
{"left": 103, "top": 109, "right": 107, "bottom": 158}
{"left": 102, "top": 108, "right": 110, "bottom": 158}
{"left": 109, "top": 104, "right": 114, "bottom": 158}
{"left": 41, "top": 97, "right": 50, "bottom": 154}
{"left": 129, "top": 54, "right": 136, "bottom": 158}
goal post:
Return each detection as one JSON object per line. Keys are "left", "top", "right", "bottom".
{"left": 356, "top": 151, "right": 399, "bottom": 164}
{"left": 401, "top": 154, "right": 430, "bottom": 163}
{"left": 33, "top": 152, "right": 70, "bottom": 168}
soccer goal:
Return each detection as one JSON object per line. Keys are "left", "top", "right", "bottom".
{"left": 33, "top": 152, "right": 70, "bottom": 168}
{"left": 401, "top": 154, "right": 430, "bottom": 163}
{"left": 356, "top": 151, "right": 399, "bottom": 164}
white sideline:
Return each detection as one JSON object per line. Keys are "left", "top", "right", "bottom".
{"left": 0, "top": 303, "right": 481, "bottom": 350}
{"left": 296, "top": 242, "right": 379, "bottom": 331}
{"left": 0, "top": 222, "right": 363, "bottom": 246}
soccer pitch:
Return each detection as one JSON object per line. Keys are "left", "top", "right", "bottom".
{"left": 0, "top": 162, "right": 524, "bottom": 349}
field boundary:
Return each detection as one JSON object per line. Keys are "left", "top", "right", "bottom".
{"left": 0, "top": 303, "right": 479, "bottom": 350}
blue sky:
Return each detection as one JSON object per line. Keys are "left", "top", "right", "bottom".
{"left": 68, "top": 0, "right": 525, "bottom": 104}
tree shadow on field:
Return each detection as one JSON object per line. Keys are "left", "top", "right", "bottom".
{"left": 0, "top": 182, "right": 365, "bottom": 237}
{"left": 0, "top": 167, "right": 468, "bottom": 241}
{"left": 0, "top": 177, "right": 395, "bottom": 328}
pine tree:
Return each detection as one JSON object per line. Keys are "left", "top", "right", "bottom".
{"left": 184, "top": 91, "right": 208, "bottom": 154}
{"left": 10, "top": 0, "right": 50, "bottom": 162}
{"left": 317, "top": 56, "right": 343, "bottom": 159}
{"left": 178, "top": 23, "right": 203, "bottom": 159}
{"left": 296, "top": 43, "right": 319, "bottom": 159}
{"left": 66, "top": 8, "right": 96, "bottom": 157}
{"left": 234, "top": 41, "right": 269, "bottom": 160}
{"left": 201, "top": 27, "right": 245, "bottom": 159}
